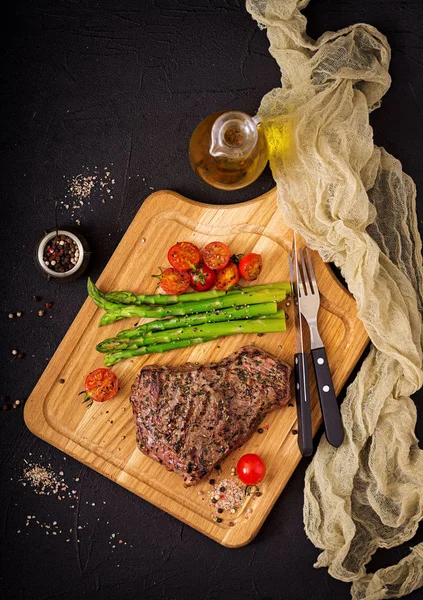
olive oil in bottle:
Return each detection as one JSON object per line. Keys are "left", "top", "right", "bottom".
{"left": 189, "top": 111, "right": 268, "bottom": 191}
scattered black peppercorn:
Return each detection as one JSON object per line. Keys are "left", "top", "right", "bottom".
{"left": 17, "top": 353, "right": 24, "bottom": 359}
{"left": 215, "top": 464, "right": 221, "bottom": 470}
{"left": 211, "top": 498, "right": 217, "bottom": 504}
{"left": 288, "top": 402, "right": 294, "bottom": 407}
{"left": 209, "top": 479, "right": 215, "bottom": 485}
{"left": 59, "top": 378, "right": 65, "bottom": 384}
{"left": 257, "top": 428, "right": 264, "bottom": 434}
{"left": 255, "top": 491, "right": 262, "bottom": 497}
{"left": 219, "top": 486, "right": 225, "bottom": 493}
{"left": 216, "top": 517, "right": 222, "bottom": 523}
{"left": 217, "top": 508, "right": 223, "bottom": 514}
{"left": 292, "top": 429, "right": 298, "bottom": 435}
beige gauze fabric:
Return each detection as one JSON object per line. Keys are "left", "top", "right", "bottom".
{"left": 245, "top": 1, "right": 423, "bottom": 598}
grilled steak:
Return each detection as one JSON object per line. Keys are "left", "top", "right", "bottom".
{"left": 129, "top": 345, "right": 291, "bottom": 486}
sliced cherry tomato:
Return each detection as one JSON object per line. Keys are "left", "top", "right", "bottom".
{"left": 239, "top": 253, "right": 263, "bottom": 281}
{"left": 203, "top": 241, "right": 231, "bottom": 271}
{"left": 189, "top": 263, "right": 216, "bottom": 292}
{"left": 236, "top": 454, "right": 266, "bottom": 485}
{"left": 83, "top": 368, "right": 118, "bottom": 406}
{"left": 214, "top": 262, "right": 239, "bottom": 291}
{"left": 167, "top": 242, "right": 200, "bottom": 271}
{"left": 154, "top": 267, "right": 191, "bottom": 295}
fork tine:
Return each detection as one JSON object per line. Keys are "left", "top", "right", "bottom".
{"left": 299, "top": 248, "right": 311, "bottom": 295}
{"left": 305, "top": 248, "right": 317, "bottom": 291}
{"left": 297, "top": 255, "right": 305, "bottom": 297}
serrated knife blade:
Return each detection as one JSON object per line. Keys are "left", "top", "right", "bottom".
{"left": 288, "top": 232, "right": 313, "bottom": 457}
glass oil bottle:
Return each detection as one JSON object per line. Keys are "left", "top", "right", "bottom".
{"left": 189, "top": 111, "right": 268, "bottom": 191}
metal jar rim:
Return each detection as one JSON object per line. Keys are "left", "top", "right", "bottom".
{"left": 37, "top": 230, "right": 84, "bottom": 278}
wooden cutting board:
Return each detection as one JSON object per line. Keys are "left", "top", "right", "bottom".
{"left": 24, "top": 188, "right": 368, "bottom": 548}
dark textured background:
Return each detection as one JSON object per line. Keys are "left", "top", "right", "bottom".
{"left": 1, "top": 1, "right": 423, "bottom": 599}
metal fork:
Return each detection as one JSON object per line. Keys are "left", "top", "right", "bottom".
{"left": 297, "top": 248, "right": 344, "bottom": 448}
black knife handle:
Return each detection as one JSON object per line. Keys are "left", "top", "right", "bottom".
{"left": 294, "top": 353, "right": 313, "bottom": 457}
{"left": 311, "top": 347, "right": 344, "bottom": 448}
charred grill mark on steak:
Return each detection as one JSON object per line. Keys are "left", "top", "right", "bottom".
{"left": 130, "top": 345, "right": 291, "bottom": 486}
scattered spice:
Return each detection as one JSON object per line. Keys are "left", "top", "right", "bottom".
{"left": 292, "top": 429, "right": 298, "bottom": 435}
{"left": 69, "top": 174, "right": 96, "bottom": 199}
{"left": 45, "top": 302, "right": 53, "bottom": 309}
{"left": 16, "top": 312, "right": 22, "bottom": 317}
{"left": 209, "top": 479, "right": 215, "bottom": 485}
{"left": 60, "top": 167, "right": 115, "bottom": 223}
{"left": 33, "top": 296, "right": 41, "bottom": 302}
{"left": 288, "top": 402, "right": 294, "bottom": 407}
{"left": 38, "top": 310, "right": 45, "bottom": 317}
{"left": 59, "top": 379, "right": 65, "bottom": 384}
{"left": 257, "top": 428, "right": 264, "bottom": 434}
{"left": 12, "top": 349, "right": 18, "bottom": 355}
{"left": 20, "top": 460, "right": 77, "bottom": 500}
{"left": 18, "top": 353, "right": 24, "bottom": 359}
{"left": 8, "top": 313, "right": 14, "bottom": 319}
{"left": 208, "top": 478, "right": 244, "bottom": 514}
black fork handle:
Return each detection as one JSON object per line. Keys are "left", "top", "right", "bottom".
{"left": 294, "top": 353, "right": 313, "bottom": 457}
{"left": 311, "top": 347, "right": 344, "bottom": 447}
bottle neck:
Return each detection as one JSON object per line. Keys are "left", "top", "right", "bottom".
{"left": 209, "top": 111, "right": 260, "bottom": 159}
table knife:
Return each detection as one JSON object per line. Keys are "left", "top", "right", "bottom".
{"left": 288, "top": 234, "right": 313, "bottom": 457}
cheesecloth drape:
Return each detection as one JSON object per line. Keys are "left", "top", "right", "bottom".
{"left": 246, "top": 1, "right": 423, "bottom": 598}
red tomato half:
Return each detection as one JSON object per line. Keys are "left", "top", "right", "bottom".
{"left": 155, "top": 268, "right": 191, "bottom": 295}
{"left": 189, "top": 263, "right": 216, "bottom": 292}
{"left": 215, "top": 262, "right": 239, "bottom": 291}
{"left": 239, "top": 253, "right": 263, "bottom": 281}
{"left": 236, "top": 454, "right": 266, "bottom": 485}
{"left": 84, "top": 368, "right": 118, "bottom": 404}
{"left": 167, "top": 242, "right": 201, "bottom": 271}
{"left": 203, "top": 241, "right": 231, "bottom": 271}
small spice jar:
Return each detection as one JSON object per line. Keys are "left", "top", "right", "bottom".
{"left": 35, "top": 229, "right": 90, "bottom": 282}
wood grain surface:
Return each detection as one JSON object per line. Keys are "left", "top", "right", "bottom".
{"left": 24, "top": 188, "right": 368, "bottom": 547}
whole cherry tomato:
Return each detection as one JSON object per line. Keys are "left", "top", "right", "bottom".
{"left": 236, "top": 454, "right": 266, "bottom": 485}
{"left": 189, "top": 263, "right": 216, "bottom": 292}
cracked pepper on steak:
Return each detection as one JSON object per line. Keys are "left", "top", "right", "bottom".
{"left": 129, "top": 346, "right": 292, "bottom": 486}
